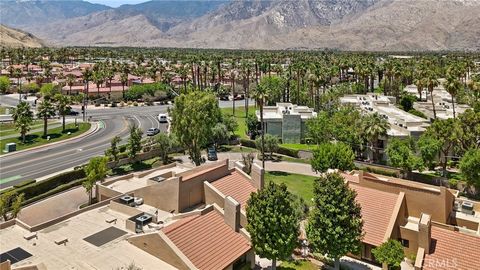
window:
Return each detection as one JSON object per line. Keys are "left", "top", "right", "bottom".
{"left": 399, "top": 238, "right": 410, "bottom": 248}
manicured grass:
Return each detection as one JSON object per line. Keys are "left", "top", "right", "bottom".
{"left": 0, "top": 120, "right": 57, "bottom": 137}
{"left": 0, "top": 122, "right": 91, "bottom": 155}
{"left": 281, "top": 143, "right": 317, "bottom": 151}
{"left": 265, "top": 171, "right": 317, "bottom": 206}
{"left": 221, "top": 105, "right": 254, "bottom": 139}
{"left": 279, "top": 260, "right": 320, "bottom": 270}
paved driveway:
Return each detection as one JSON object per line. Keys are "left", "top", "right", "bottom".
{"left": 17, "top": 187, "right": 89, "bottom": 227}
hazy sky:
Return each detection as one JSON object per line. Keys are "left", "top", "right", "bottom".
{"left": 88, "top": 0, "right": 148, "bottom": 7}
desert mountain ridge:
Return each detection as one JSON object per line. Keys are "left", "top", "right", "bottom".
{"left": 1, "top": 0, "right": 479, "bottom": 51}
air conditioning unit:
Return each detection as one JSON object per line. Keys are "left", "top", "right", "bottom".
{"left": 461, "top": 201, "right": 474, "bottom": 215}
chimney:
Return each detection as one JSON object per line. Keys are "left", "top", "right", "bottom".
{"left": 418, "top": 213, "right": 432, "bottom": 254}
{"left": 358, "top": 170, "right": 364, "bottom": 185}
{"left": 251, "top": 163, "right": 265, "bottom": 190}
{"left": 224, "top": 196, "right": 240, "bottom": 232}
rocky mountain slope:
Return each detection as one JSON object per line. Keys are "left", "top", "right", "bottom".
{"left": 3, "top": 0, "right": 480, "bottom": 51}
{"left": 0, "top": 0, "right": 111, "bottom": 27}
{"left": 0, "top": 24, "right": 43, "bottom": 48}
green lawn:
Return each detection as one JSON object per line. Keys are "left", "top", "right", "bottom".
{"left": 279, "top": 260, "right": 320, "bottom": 270}
{"left": 281, "top": 143, "right": 317, "bottom": 151}
{"left": 265, "top": 171, "right": 317, "bottom": 206}
{"left": 221, "top": 105, "right": 254, "bottom": 139}
{"left": 0, "top": 122, "right": 91, "bottom": 155}
{"left": 0, "top": 120, "right": 56, "bottom": 137}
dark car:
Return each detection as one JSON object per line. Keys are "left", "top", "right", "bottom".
{"left": 233, "top": 94, "right": 245, "bottom": 100}
{"left": 207, "top": 147, "right": 218, "bottom": 161}
{"left": 146, "top": 128, "right": 160, "bottom": 136}
{"left": 219, "top": 95, "right": 230, "bottom": 101}
{"left": 69, "top": 110, "right": 80, "bottom": 116}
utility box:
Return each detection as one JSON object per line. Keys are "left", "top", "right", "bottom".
{"left": 4, "top": 142, "right": 16, "bottom": 153}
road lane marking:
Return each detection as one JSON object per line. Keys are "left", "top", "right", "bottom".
{"left": 0, "top": 175, "right": 23, "bottom": 185}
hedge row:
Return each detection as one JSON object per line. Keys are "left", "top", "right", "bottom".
{"left": 22, "top": 178, "right": 85, "bottom": 206}
{"left": 1, "top": 169, "right": 86, "bottom": 201}
{"left": 239, "top": 138, "right": 300, "bottom": 158}
{"left": 358, "top": 165, "right": 399, "bottom": 178}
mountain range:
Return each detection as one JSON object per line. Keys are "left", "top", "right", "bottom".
{"left": 1, "top": 0, "right": 479, "bottom": 51}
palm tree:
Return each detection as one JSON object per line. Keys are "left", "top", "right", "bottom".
{"left": 82, "top": 68, "right": 92, "bottom": 96}
{"left": 362, "top": 113, "right": 390, "bottom": 163}
{"left": 443, "top": 76, "right": 462, "bottom": 119}
{"left": 37, "top": 99, "right": 56, "bottom": 138}
{"left": 55, "top": 94, "right": 71, "bottom": 132}
{"left": 93, "top": 70, "right": 104, "bottom": 97}
{"left": 251, "top": 82, "right": 270, "bottom": 168}
{"left": 425, "top": 71, "right": 439, "bottom": 119}
{"left": 66, "top": 74, "right": 76, "bottom": 95}
{"left": 11, "top": 101, "right": 34, "bottom": 143}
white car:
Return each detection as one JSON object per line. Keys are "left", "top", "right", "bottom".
{"left": 158, "top": 113, "right": 168, "bottom": 123}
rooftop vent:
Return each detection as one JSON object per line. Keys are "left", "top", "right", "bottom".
{"left": 461, "top": 201, "right": 474, "bottom": 215}
{"left": 120, "top": 195, "right": 134, "bottom": 205}
{"left": 150, "top": 176, "right": 166, "bottom": 183}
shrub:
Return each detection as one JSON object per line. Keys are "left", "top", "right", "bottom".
{"left": 448, "top": 179, "right": 459, "bottom": 189}
{"left": 13, "top": 179, "right": 36, "bottom": 189}
{"left": 240, "top": 138, "right": 256, "bottom": 149}
{"left": 276, "top": 146, "right": 299, "bottom": 158}
{"left": 22, "top": 179, "right": 84, "bottom": 206}
{"left": 8, "top": 169, "right": 86, "bottom": 201}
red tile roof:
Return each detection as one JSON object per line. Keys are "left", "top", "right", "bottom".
{"left": 423, "top": 226, "right": 480, "bottom": 270}
{"left": 211, "top": 170, "right": 257, "bottom": 209}
{"left": 162, "top": 210, "right": 251, "bottom": 270}
{"left": 349, "top": 183, "right": 399, "bottom": 246}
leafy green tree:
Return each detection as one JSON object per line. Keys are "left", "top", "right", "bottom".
{"left": 0, "top": 191, "right": 24, "bottom": 221}
{"left": 417, "top": 136, "right": 442, "bottom": 170}
{"left": 246, "top": 182, "right": 300, "bottom": 270}
{"left": 399, "top": 92, "right": 417, "bottom": 112}
{"left": 37, "top": 99, "right": 56, "bottom": 137}
{"left": 107, "top": 136, "right": 122, "bottom": 164}
{"left": 83, "top": 156, "right": 108, "bottom": 205}
{"left": 156, "top": 133, "right": 174, "bottom": 165}
{"left": 306, "top": 112, "right": 331, "bottom": 145}
{"left": 459, "top": 148, "right": 480, "bottom": 190}
{"left": 255, "top": 134, "right": 279, "bottom": 160}
{"left": 170, "top": 91, "right": 221, "bottom": 166}
{"left": 0, "top": 76, "right": 10, "bottom": 94}
{"left": 127, "top": 125, "right": 143, "bottom": 159}
{"left": 222, "top": 115, "right": 238, "bottom": 137}
{"left": 307, "top": 173, "right": 363, "bottom": 270}
{"left": 457, "top": 109, "right": 480, "bottom": 153}
{"left": 246, "top": 113, "right": 258, "bottom": 138}
{"left": 11, "top": 101, "right": 34, "bottom": 143}
{"left": 211, "top": 123, "right": 229, "bottom": 149}
{"left": 39, "top": 83, "right": 59, "bottom": 100}
{"left": 311, "top": 142, "right": 355, "bottom": 173}
{"left": 54, "top": 94, "right": 71, "bottom": 132}
{"left": 423, "top": 119, "right": 460, "bottom": 176}
{"left": 372, "top": 239, "right": 405, "bottom": 270}
{"left": 386, "top": 138, "right": 423, "bottom": 178}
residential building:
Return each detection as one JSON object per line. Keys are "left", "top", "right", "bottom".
{"left": 0, "top": 160, "right": 264, "bottom": 270}
{"left": 256, "top": 103, "right": 317, "bottom": 143}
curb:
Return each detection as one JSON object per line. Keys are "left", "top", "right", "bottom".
{"left": 0, "top": 122, "right": 99, "bottom": 158}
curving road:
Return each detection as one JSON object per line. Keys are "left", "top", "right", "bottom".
{"left": 0, "top": 95, "right": 251, "bottom": 188}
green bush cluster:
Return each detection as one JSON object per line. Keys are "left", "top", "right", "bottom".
{"left": 1, "top": 169, "right": 86, "bottom": 203}
{"left": 23, "top": 179, "right": 85, "bottom": 206}
{"left": 240, "top": 138, "right": 299, "bottom": 158}
{"left": 13, "top": 179, "right": 36, "bottom": 189}
{"left": 358, "top": 165, "right": 399, "bottom": 178}
{"left": 240, "top": 138, "right": 256, "bottom": 149}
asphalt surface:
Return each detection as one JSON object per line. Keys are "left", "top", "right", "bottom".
{"left": 0, "top": 94, "right": 252, "bottom": 188}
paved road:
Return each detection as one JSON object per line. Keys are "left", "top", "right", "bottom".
{"left": 0, "top": 95, "right": 251, "bottom": 188}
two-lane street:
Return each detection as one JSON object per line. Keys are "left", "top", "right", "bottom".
{"left": 0, "top": 96, "right": 251, "bottom": 188}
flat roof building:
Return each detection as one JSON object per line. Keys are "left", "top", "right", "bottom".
{"left": 256, "top": 103, "right": 317, "bottom": 143}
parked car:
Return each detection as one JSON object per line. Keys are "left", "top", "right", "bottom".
{"left": 69, "top": 110, "right": 80, "bottom": 116}
{"left": 158, "top": 113, "right": 168, "bottom": 123}
{"left": 233, "top": 94, "right": 245, "bottom": 100}
{"left": 207, "top": 147, "right": 218, "bottom": 161}
{"left": 219, "top": 95, "right": 230, "bottom": 101}
{"left": 146, "top": 128, "right": 160, "bottom": 136}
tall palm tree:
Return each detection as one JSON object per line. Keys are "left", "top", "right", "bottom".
{"left": 37, "top": 99, "right": 56, "bottom": 138}
{"left": 362, "top": 113, "right": 390, "bottom": 163}
{"left": 12, "top": 101, "right": 34, "bottom": 143}
{"left": 55, "top": 94, "right": 71, "bottom": 132}
{"left": 251, "top": 83, "right": 270, "bottom": 169}
{"left": 424, "top": 71, "right": 439, "bottom": 119}
{"left": 66, "top": 74, "right": 76, "bottom": 95}
{"left": 443, "top": 76, "right": 462, "bottom": 119}
{"left": 93, "top": 70, "right": 104, "bottom": 97}
{"left": 82, "top": 68, "right": 92, "bottom": 96}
